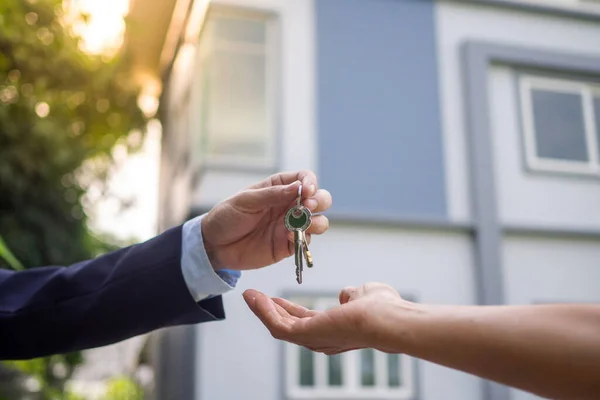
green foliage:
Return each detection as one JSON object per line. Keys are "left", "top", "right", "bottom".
{"left": 0, "top": 0, "right": 148, "bottom": 398}
{"left": 0, "top": 0, "right": 146, "bottom": 270}
{"left": 101, "top": 377, "right": 144, "bottom": 400}
{"left": 4, "top": 352, "right": 85, "bottom": 400}
{"left": 0, "top": 234, "right": 24, "bottom": 270}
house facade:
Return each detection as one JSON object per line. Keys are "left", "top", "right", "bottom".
{"left": 126, "top": 0, "right": 600, "bottom": 399}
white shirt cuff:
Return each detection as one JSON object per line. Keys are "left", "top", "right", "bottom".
{"left": 180, "top": 214, "right": 241, "bottom": 302}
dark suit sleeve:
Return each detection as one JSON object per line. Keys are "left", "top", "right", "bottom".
{"left": 0, "top": 225, "right": 225, "bottom": 360}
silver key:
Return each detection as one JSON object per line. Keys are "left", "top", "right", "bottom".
{"left": 284, "top": 185, "right": 312, "bottom": 284}
{"left": 294, "top": 230, "right": 303, "bottom": 283}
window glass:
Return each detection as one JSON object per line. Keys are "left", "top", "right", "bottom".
{"left": 388, "top": 353, "right": 402, "bottom": 387}
{"left": 206, "top": 48, "right": 268, "bottom": 159}
{"left": 299, "top": 346, "right": 314, "bottom": 387}
{"left": 197, "top": 10, "right": 274, "bottom": 166}
{"left": 328, "top": 354, "right": 343, "bottom": 386}
{"left": 360, "top": 349, "right": 375, "bottom": 387}
{"left": 531, "top": 89, "right": 588, "bottom": 162}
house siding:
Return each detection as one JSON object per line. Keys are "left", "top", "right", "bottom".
{"left": 316, "top": 0, "right": 447, "bottom": 219}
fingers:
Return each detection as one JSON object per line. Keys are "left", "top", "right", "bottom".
{"left": 303, "top": 189, "right": 332, "bottom": 214}
{"left": 286, "top": 215, "right": 329, "bottom": 244}
{"left": 243, "top": 171, "right": 331, "bottom": 215}
{"left": 244, "top": 289, "right": 306, "bottom": 342}
{"left": 243, "top": 290, "right": 290, "bottom": 334}
{"left": 234, "top": 181, "right": 301, "bottom": 212}
{"left": 251, "top": 170, "right": 318, "bottom": 198}
{"left": 274, "top": 301, "right": 296, "bottom": 320}
{"left": 273, "top": 297, "right": 319, "bottom": 318}
{"left": 307, "top": 215, "right": 329, "bottom": 235}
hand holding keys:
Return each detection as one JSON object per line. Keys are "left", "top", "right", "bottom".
{"left": 284, "top": 185, "right": 314, "bottom": 284}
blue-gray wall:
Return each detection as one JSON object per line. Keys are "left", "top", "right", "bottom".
{"left": 316, "top": 0, "right": 446, "bottom": 219}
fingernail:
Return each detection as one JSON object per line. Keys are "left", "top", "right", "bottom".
{"left": 305, "top": 199, "right": 318, "bottom": 211}
{"left": 309, "top": 184, "right": 316, "bottom": 195}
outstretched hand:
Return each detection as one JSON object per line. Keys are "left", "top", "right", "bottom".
{"left": 243, "top": 283, "right": 416, "bottom": 355}
{"left": 201, "top": 170, "right": 332, "bottom": 271}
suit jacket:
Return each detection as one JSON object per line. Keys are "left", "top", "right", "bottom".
{"left": 0, "top": 225, "right": 225, "bottom": 360}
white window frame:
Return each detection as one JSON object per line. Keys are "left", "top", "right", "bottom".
{"left": 285, "top": 297, "right": 415, "bottom": 400}
{"left": 519, "top": 75, "right": 600, "bottom": 176}
{"left": 193, "top": 5, "right": 279, "bottom": 170}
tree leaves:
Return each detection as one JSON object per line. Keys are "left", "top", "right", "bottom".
{"left": 0, "top": 234, "right": 23, "bottom": 270}
{"left": 0, "top": 0, "right": 148, "bottom": 397}
{"left": 0, "top": 0, "right": 147, "bottom": 270}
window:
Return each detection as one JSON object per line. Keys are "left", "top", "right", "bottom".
{"left": 519, "top": 75, "right": 600, "bottom": 176}
{"left": 285, "top": 297, "right": 415, "bottom": 399}
{"left": 195, "top": 7, "right": 277, "bottom": 168}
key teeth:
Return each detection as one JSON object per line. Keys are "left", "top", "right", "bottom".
{"left": 305, "top": 250, "right": 313, "bottom": 268}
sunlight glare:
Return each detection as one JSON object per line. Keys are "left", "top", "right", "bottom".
{"left": 66, "top": 0, "right": 130, "bottom": 55}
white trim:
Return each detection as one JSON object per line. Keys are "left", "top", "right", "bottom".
{"left": 401, "top": 352, "right": 416, "bottom": 395}
{"left": 286, "top": 336, "right": 302, "bottom": 392}
{"left": 314, "top": 353, "right": 328, "bottom": 388}
{"left": 583, "top": 87, "right": 600, "bottom": 166}
{"left": 520, "top": 76, "right": 542, "bottom": 173}
{"left": 519, "top": 74, "right": 600, "bottom": 177}
{"left": 521, "top": 75, "right": 585, "bottom": 93}
{"left": 284, "top": 296, "right": 415, "bottom": 400}
{"left": 527, "top": 156, "right": 598, "bottom": 174}
{"left": 593, "top": 89, "right": 600, "bottom": 158}
{"left": 264, "top": 11, "right": 278, "bottom": 170}
{"left": 375, "top": 351, "right": 388, "bottom": 389}
{"left": 344, "top": 349, "right": 359, "bottom": 391}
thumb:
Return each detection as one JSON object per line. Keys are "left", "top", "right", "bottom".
{"left": 234, "top": 181, "right": 301, "bottom": 211}
{"left": 339, "top": 286, "right": 358, "bottom": 305}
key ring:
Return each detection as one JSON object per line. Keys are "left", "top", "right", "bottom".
{"left": 296, "top": 184, "right": 302, "bottom": 208}
{"left": 292, "top": 184, "right": 303, "bottom": 217}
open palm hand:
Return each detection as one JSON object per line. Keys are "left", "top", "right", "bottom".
{"left": 243, "top": 283, "right": 408, "bottom": 355}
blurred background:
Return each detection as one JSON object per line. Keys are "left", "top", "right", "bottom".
{"left": 1, "top": 0, "right": 599, "bottom": 399}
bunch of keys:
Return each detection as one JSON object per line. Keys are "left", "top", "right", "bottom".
{"left": 284, "top": 185, "right": 313, "bottom": 284}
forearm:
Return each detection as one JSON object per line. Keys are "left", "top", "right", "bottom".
{"left": 0, "top": 226, "right": 224, "bottom": 360}
{"left": 376, "top": 302, "right": 600, "bottom": 399}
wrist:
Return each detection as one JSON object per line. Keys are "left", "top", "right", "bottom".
{"left": 368, "top": 298, "right": 430, "bottom": 353}
{"left": 200, "top": 217, "right": 225, "bottom": 271}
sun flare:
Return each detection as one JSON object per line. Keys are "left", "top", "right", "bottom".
{"left": 66, "top": 0, "right": 130, "bottom": 55}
